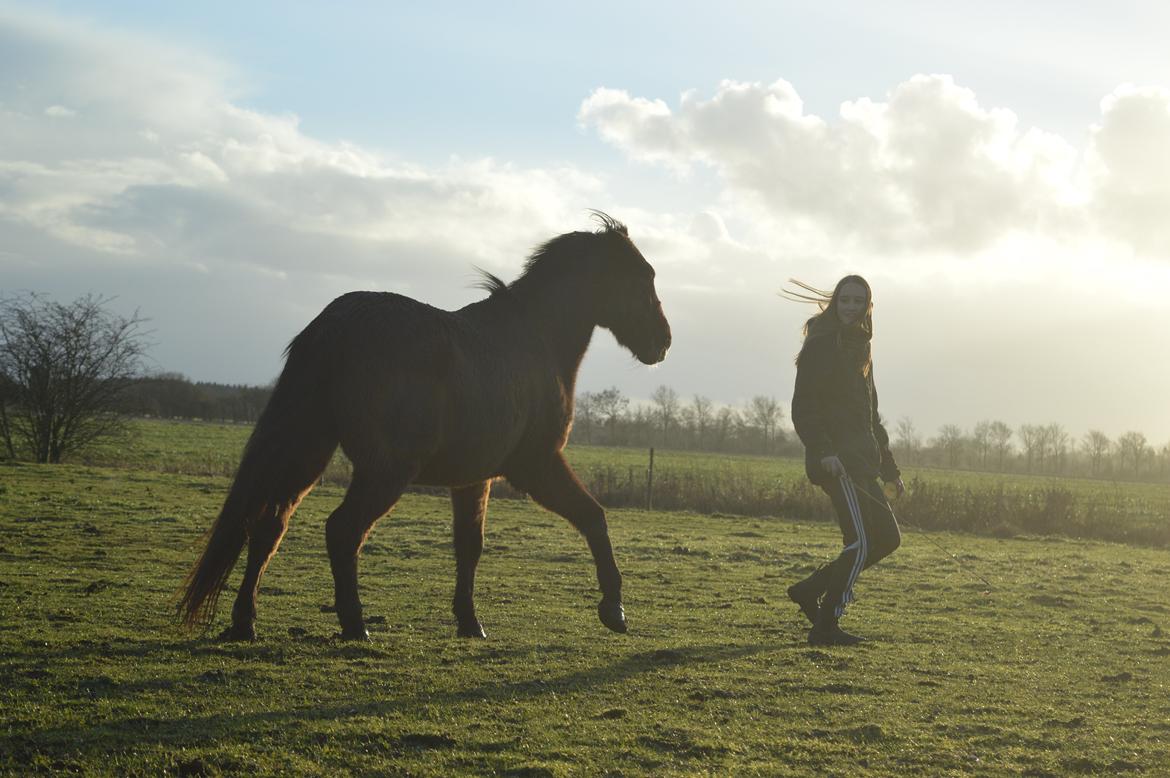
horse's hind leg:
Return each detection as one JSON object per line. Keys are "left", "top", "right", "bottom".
{"left": 326, "top": 467, "right": 413, "bottom": 640}
{"left": 218, "top": 501, "right": 297, "bottom": 642}
{"left": 451, "top": 481, "right": 490, "bottom": 638}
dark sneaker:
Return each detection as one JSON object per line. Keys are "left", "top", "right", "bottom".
{"left": 808, "top": 621, "right": 865, "bottom": 646}
{"left": 786, "top": 581, "right": 820, "bottom": 625}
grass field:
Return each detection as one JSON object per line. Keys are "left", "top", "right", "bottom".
{"left": 2, "top": 461, "right": 1169, "bottom": 775}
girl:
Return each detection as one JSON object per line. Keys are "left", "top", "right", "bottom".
{"left": 785, "top": 275, "right": 904, "bottom": 646}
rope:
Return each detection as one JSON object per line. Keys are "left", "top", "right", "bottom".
{"left": 846, "top": 476, "right": 997, "bottom": 591}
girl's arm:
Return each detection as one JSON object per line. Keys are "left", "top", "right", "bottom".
{"left": 869, "top": 369, "right": 901, "bottom": 483}
{"left": 791, "top": 336, "right": 834, "bottom": 463}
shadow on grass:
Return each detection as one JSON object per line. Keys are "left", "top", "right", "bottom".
{"left": 2, "top": 640, "right": 783, "bottom": 759}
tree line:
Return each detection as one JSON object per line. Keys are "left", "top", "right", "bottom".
{"left": 135, "top": 378, "right": 799, "bottom": 456}
{"left": 571, "top": 385, "right": 799, "bottom": 457}
{"left": 891, "top": 417, "right": 1170, "bottom": 482}
{"left": 124, "top": 373, "right": 273, "bottom": 424}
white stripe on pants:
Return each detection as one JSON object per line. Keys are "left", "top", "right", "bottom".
{"left": 835, "top": 475, "right": 868, "bottom": 618}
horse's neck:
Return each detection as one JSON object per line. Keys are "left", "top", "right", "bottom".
{"left": 525, "top": 293, "right": 594, "bottom": 383}
{"left": 486, "top": 285, "right": 595, "bottom": 385}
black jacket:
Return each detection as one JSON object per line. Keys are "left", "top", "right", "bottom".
{"left": 791, "top": 331, "right": 900, "bottom": 486}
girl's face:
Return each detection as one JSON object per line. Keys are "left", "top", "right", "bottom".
{"left": 835, "top": 281, "right": 868, "bottom": 325}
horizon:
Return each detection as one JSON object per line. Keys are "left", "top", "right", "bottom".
{"left": 132, "top": 372, "right": 1161, "bottom": 451}
{"left": 3, "top": 2, "right": 1169, "bottom": 443}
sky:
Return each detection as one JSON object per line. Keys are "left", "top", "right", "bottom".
{"left": 2, "top": 1, "right": 1169, "bottom": 443}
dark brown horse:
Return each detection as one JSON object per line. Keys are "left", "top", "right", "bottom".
{"left": 177, "top": 212, "right": 671, "bottom": 641}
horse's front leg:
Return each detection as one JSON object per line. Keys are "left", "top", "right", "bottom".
{"left": 508, "top": 454, "right": 626, "bottom": 633}
{"left": 451, "top": 481, "right": 490, "bottom": 638}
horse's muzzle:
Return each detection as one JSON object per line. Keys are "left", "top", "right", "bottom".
{"left": 652, "top": 321, "right": 672, "bottom": 363}
{"left": 628, "top": 308, "right": 671, "bottom": 364}
{"left": 635, "top": 326, "right": 671, "bottom": 364}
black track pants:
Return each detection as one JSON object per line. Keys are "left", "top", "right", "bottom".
{"left": 810, "top": 476, "right": 901, "bottom": 619}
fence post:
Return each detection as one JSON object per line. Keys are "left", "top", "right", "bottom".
{"left": 647, "top": 447, "right": 655, "bottom": 511}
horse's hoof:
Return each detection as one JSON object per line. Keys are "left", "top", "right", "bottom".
{"left": 215, "top": 624, "right": 256, "bottom": 642}
{"left": 456, "top": 620, "right": 487, "bottom": 639}
{"left": 598, "top": 600, "right": 627, "bottom": 633}
{"left": 337, "top": 625, "right": 371, "bottom": 642}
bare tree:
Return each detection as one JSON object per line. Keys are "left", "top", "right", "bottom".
{"left": 1081, "top": 430, "right": 1111, "bottom": 476}
{"left": 690, "top": 394, "right": 713, "bottom": 449}
{"left": 677, "top": 404, "right": 697, "bottom": 447}
{"left": 593, "top": 387, "right": 628, "bottom": 423}
{"left": 988, "top": 421, "right": 1013, "bottom": 471}
{"left": 0, "top": 371, "right": 17, "bottom": 459}
{"left": 592, "top": 386, "right": 629, "bottom": 443}
{"left": 894, "top": 416, "right": 921, "bottom": 463}
{"left": 1018, "top": 424, "right": 1043, "bottom": 473}
{"left": 1033, "top": 425, "right": 1053, "bottom": 472}
{"left": 746, "top": 395, "right": 783, "bottom": 453}
{"left": 1117, "top": 431, "right": 1149, "bottom": 476}
{"left": 0, "top": 293, "right": 148, "bottom": 463}
{"left": 574, "top": 391, "right": 598, "bottom": 444}
{"left": 971, "top": 421, "right": 993, "bottom": 469}
{"left": 1045, "top": 423, "right": 1069, "bottom": 474}
{"left": 934, "top": 424, "right": 966, "bottom": 468}
{"left": 628, "top": 404, "right": 654, "bottom": 445}
{"left": 713, "top": 406, "right": 739, "bottom": 449}
{"left": 650, "top": 385, "right": 680, "bottom": 442}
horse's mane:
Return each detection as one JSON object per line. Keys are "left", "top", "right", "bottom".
{"left": 521, "top": 211, "right": 628, "bottom": 278}
{"left": 476, "top": 211, "right": 628, "bottom": 297}
{"left": 586, "top": 210, "right": 627, "bottom": 236}
{"left": 472, "top": 267, "right": 510, "bottom": 296}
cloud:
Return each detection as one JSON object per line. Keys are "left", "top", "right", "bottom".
{"left": 581, "top": 75, "right": 1170, "bottom": 260}
{"left": 578, "top": 88, "right": 691, "bottom": 172}
{"left": 1087, "top": 84, "right": 1170, "bottom": 256}
{"left": 0, "top": 8, "right": 635, "bottom": 386}
{"left": 0, "top": 8, "right": 606, "bottom": 291}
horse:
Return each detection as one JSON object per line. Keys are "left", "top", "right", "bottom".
{"left": 177, "top": 212, "right": 671, "bottom": 641}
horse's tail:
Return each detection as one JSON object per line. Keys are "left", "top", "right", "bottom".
{"left": 176, "top": 319, "right": 339, "bottom": 630}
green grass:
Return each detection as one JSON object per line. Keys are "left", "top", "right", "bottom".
{"left": 79, "top": 417, "right": 1170, "bottom": 510}
{"left": 78, "top": 419, "right": 253, "bottom": 476}
{"left": 2, "top": 461, "right": 1169, "bottom": 775}
{"left": 77, "top": 419, "right": 806, "bottom": 483}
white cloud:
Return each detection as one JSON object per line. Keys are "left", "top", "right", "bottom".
{"left": 581, "top": 74, "right": 1170, "bottom": 260}
{"left": 0, "top": 8, "right": 606, "bottom": 288}
{"left": 0, "top": 8, "right": 638, "bottom": 390}
{"left": 1087, "top": 84, "right": 1170, "bottom": 256}
{"left": 578, "top": 88, "right": 690, "bottom": 172}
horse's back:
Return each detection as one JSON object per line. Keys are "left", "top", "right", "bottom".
{"left": 305, "top": 291, "right": 458, "bottom": 371}
{"left": 299, "top": 291, "right": 546, "bottom": 481}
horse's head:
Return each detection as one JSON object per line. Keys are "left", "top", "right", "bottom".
{"left": 587, "top": 216, "right": 672, "bottom": 365}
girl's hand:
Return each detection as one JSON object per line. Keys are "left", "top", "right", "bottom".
{"left": 820, "top": 455, "right": 846, "bottom": 477}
